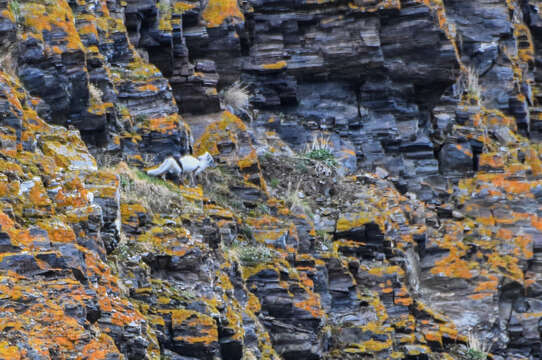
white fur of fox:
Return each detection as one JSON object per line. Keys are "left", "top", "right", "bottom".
{"left": 147, "top": 152, "right": 215, "bottom": 184}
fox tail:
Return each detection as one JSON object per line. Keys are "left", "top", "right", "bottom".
{"left": 147, "top": 157, "right": 182, "bottom": 177}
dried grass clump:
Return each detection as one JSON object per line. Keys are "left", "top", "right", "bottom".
{"left": 284, "top": 180, "right": 313, "bottom": 215}
{"left": 306, "top": 135, "right": 333, "bottom": 153}
{"left": 89, "top": 83, "right": 104, "bottom": 103}
{"left": 465, "top": 66, "right": 481, "bottom": 105}
{"left": 108, "top": 162, "right": 185, "bottom": 215}
{"left": 222, "top": 81, "right": 250, "bottom": 113}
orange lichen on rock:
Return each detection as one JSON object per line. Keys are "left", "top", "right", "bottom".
{"left": 0, "top": 341, "right": 21, "bottom": 360}
{"left": 137, "top": 84, "right": 159, "bottom": 92}
{"left": 80, "top": 333, "right": 120, "bottom": 360}
{"left": 336, "top": 211, "right": 377, "bottom": 233}
{"left": 173, "top": 1, "right": 197, "bottom": 13}
{"left": 201, "top": 0, "right": 244, "bottom": 28}
{"left": 166, "top": 309, "right": 219, "bottom": 344}
{"left": 347, "top": 0, "right": 400, "bottom": 12}
{"left": 238, "top": 149, "right": 258, "bottom": 170}
{"left": 294, "top": 291, "right": 324, "bottom": 318}
{"left": 261, "top": 61, "right": 287, "bottom": 70}
{"left": 430, "top": 248, "right": 475, "bottom": 279}
{"left": 147, "top": 114, "right": 179, "bottom": 134}
{"left": 195, "top": 111, "right": 247, "bottom": 156}
{"left": 21, "top": 0, "right": 85, "bottom": 52}
{"left": 39, "top": 219, "right": 77, "bottom": 244}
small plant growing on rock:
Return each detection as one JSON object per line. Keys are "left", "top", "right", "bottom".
{"left": 238, "top": 224, "right": 254, "bottom": 241}
{"left": 9, "top": 0, "right": 21, "bottom": 23}
{"left": 134, "top": 114, "right": 148, "bottom": 123}
{"left": 465, "top": 332, "right": 490, "bottom": 360}
{"left": 304, "top": 136, "right": 337, "bottom": 173}
{"left": 315, "top": 230, "right": 332, "bottom": 251}
{"left": 158, "top": 0, "right": 171, "bottom": 15}
{"left": 237, "top": 245, "right": 273, "bottom": 266}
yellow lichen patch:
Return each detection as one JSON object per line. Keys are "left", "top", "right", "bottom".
{"left": 165, "top": 309, "right": 218, "bottom": 344}
{"left": 2, "top": 8, "right": 15, "bottom": 23}
{"left": 247, "top": 292, "right": 261, "bottom": 313}
{"left": 347, "top": 0, "right": 401, "bottom": 13}
{"left": 0, "top": 341, "right": 20, "bottom": 360}
{"left": 223, "top": 302, "right": 245, "bottom": 341}
{"left": 336, "top": 211, "right": 375, "bottom": 233}
{"left": 173, "top": 1, "right": 197, "bottom": 13}
{"left": 178, "top": 185, "right": 205, "bottom": 202}
{"left": 487, "top": 253, "right": 523, "bottom": 282}
{"left": 526, "top": 146, "right": 542, "bottom": 176}
{"left": 241, "top": 262, "right": 279, "bottom": 281}
{"left": 125, "top": 58, "right": 162, "bottom": 81}
{"left": 514, "top": 23, "right": 535, "bottom": 63}
{"left": 84, "top": 170, "right": 119, "bottom": 198}
{"left": 195, "top": 111, "right": 247, "bottom": 156}
{"left": 344, "top": 338, "right": 393, "bottom": 354}
{"left": 469, "top": 292, "right": 493, "bottom": 300}
{"left": 205, "top": 204, "right": 235, "bottom": 219}
{"left": 120, "top": 203, "right": 147, "bottom": 224}
{"left": 512, "top": 234, "right": 533, "bottom": 259}
{"left": 0, "top": 211, "right": 14, "bottom": 231}
{"left": 367, "top": 265, "right": 405, "bottom": 277}
{"left": 20, "top": 0, "right": 85, "bottom": 52}
{"left": 415, "top": 301, "right": 449, "bottom": 323}
{"left": 261, "top": 61, "right": 287, "bottom": 70}
{"left": 40, "top": 137, "right": 97, "bottom": 172}
{"left": 55, "top": 178, "right": 90, "bottom": 211}
{"left": 137, "top": 222, "right": 192, "bottom": 256}
{"left": 473, "top": 277, "right": 498, "bottom": 293}
{"left": 238, "top": 149, "right": 258, "bottom": 170}
{"left": 201, "top": 0, "right": 244, "bottom": 28}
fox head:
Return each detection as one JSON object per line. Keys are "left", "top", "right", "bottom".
{"left": 199, "top": 152, "right": 216, "bottom": 168}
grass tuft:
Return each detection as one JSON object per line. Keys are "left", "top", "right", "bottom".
{"left": 304, "top": 136, "right": 337, "bottom": 168}
{"left": 106, "top": 162, "right": 185, "bottom": 215}
{"left": 465, "top": 66, "right": 481, "bottom": 105}
{"left": 465, "top": 332, "right": 490, "bottom": 360}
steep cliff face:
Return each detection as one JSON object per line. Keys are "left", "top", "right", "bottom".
{"left": 2, "top": 0, "right": 542, "bottom": 359}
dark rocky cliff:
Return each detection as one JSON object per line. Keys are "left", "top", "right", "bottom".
{"left": 1, "top": 0, "right": 542, "bottom": 359}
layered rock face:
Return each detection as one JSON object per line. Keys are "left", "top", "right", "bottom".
{"left": 3, "top": 0, "right": 542, "bottom": 360}
{"left": 6, "top": 0, "right": 191, "bottom": 158}
{"left": 126, "top": 0, "right": 537, "bottom": 192}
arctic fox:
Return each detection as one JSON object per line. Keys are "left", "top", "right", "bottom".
{"left": 147, "top": 152, "right": 215, "bottom": 185}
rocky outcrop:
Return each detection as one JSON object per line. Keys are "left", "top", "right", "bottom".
{"left": 4, "top": 0, "right": 542, "bottom": 359}
{"left": 120, "top": 0, "right": 542, "bottom": 195}
{"left": 0, "top": 68, "right": 158, "bottom": 359}
{"left": 7, "top": 0, "right": 191, "bottom": 158}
